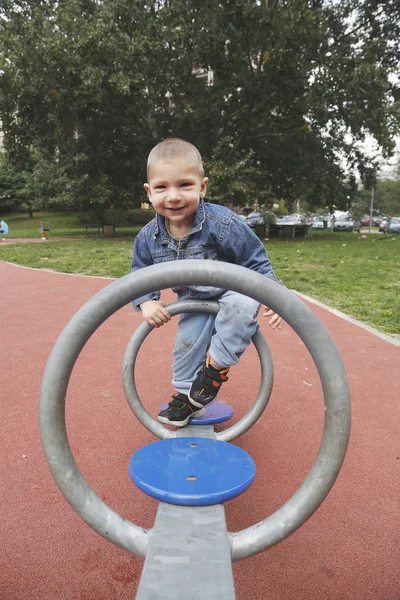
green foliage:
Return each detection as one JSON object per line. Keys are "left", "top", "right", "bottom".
{"left": 79, "top": 207, "right": 154, "bottom": 226}
{"left": 0, "top": 154, "right": 28, "bottom": 213}
{"left": 353, "top": 159, "right": 400, "bottom": 217}
{"left": 0, "top": 0, "right": 399, "bottom": 214}
{"left": 375, "top": 179, "right": 400, "bottom": 216}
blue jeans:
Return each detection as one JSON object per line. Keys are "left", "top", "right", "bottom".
{"left": 172, "top": 290, "right": 260, "bottom": 395}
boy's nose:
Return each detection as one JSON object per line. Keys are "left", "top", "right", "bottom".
{"left": 167, "top": 187, "right": 182, "bottom": 201}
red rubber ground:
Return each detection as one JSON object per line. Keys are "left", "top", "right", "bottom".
{"left": 1, "top": 261, "right": 399, "bottom": 599}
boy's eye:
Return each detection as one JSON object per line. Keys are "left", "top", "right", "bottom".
{"left": 181, "top": 182, "right": 193, "bottom": 187}
{"left": 154, "top": 185, "right": 165, "bottom": 190}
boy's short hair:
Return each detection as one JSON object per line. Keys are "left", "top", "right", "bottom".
{"left": 147, "top": 138, "right": 204, "bottom": 179}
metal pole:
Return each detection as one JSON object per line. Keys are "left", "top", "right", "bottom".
{"left": 369, "top": 187, "right": 374, "bottom": 233}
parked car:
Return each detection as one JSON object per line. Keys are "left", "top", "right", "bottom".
{"left": 361, "top": 215, "right": 383, "bottom": 227}
{"left": 373, "top": 216, "right": 383, "bottom": 227}
{"left": 276, "top": 213, "right": 306, "bottom": 225}
{"left": 245, "top": 212, "right": 264, "bottom": 227}
{"left": 385, "top": 217, "right": 400, "bottom": 234}
{"left": 379, "top": 217, "right": 389, "bottom": 232}
{"left": 311, "top": 216, "right": 325, "bottom": 229}
{"left": 333, "top": 215, "right": 361, "bottom": 233}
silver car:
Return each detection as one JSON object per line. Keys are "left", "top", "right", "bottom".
{"left": 333, "top": 215, "right": 361, "bottom": 233}
{"left": 386, "top": 217, "right": 400, "bottom": 234}
{"left": 311, "top": 217, "right": 325, "bottom": 229}
{"left": 276, "top": 213, "right": 305, "bottom": 225}
{"left": 245, "top": 212, "right": 264, "bottom": 227}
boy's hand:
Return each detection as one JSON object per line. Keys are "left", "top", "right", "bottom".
{"left": 263, "top": 307, "right": 283, "bottom": 330}
{"left": 140, "top": 300, "right": 171, "bottom": 328}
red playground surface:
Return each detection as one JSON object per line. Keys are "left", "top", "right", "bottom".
{"left": 1, "top": 261, "right": 399, "bottom": 599}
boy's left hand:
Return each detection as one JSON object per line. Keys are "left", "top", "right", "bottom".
{"left": 263, "top": 307, "right": 283, "bottom": 330}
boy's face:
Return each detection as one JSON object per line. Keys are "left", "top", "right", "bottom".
{"left": 144, "top": 159, "right": 208, "bottom": 228}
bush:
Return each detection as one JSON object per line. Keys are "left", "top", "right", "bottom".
{"left": 79, "top": 211, "right": 100, "bottom": 224}
{"left": 103, "top": 209, "right": 130, "bottom": 226}
{"left": 78, "top": 208, "right": 154, "bottom": 227}
{"left": 126, "top": 209, "right": 155, "bottom": 226}
{"left": 261, "top": 210, "right": 277, "bottom": 224}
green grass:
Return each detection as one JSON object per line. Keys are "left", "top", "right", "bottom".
{"left": 266, "top": 230, "right": 400, "bottom": 336}
{"left": 0, "top": 211, "right": 143, "bottom": 238}
{"left": 0, "top": 239, "right": 133, "bottom": 278}
{"left": 0, "top": 212, "right": 399, "bottom": 336}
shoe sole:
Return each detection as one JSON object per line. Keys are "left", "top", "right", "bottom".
{"left": 157, "top": 407, "right": 205, "bottom": 428}
{"left": 188, "top": 391, "right": 218, "bottom": 410}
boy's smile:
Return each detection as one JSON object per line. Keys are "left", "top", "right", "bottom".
{"left": 144, "top": 159, "right": 208, "bottom": 234}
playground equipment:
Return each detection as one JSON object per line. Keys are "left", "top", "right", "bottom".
{"left": 39, "top": 221, "right": 51, "bottom": 240}
{"left": 39, "top": 260, "right": 351, "bottom": 599}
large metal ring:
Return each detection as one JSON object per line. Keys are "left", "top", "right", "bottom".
{"left": 39, "top": 260, "right": 350, "bottom": 560}
{"left": 122, "top": 299, "right": 274, "bottom": 442}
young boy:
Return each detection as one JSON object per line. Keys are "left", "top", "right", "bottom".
{"left": 132, "top": 138, "right": 283, "bottom": 427}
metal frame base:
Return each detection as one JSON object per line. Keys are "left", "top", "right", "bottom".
{"left": 135, "top": 425, "right": 236, "bottom": 599}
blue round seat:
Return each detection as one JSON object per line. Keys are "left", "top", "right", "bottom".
{"left": 129, "top": 437, "right": 256, "bottom": 506}
{"left": 160, "top": 401, "right": 234, "bottom": 425}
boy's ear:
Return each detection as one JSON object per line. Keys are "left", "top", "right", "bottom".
{"left": 200, "top": 177, "right": 209, "bottom": 198}
{"left": 143, "top": 183, "right": 151, "bottom": 199}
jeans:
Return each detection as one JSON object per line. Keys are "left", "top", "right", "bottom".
{"left": 172, "top": 290, "right": 260, "bottom": 395}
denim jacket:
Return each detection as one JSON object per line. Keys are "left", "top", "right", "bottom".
{"left": 131, "top": 200, "right": 281, "bottom": 309}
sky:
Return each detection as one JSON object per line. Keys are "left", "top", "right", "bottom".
{"left": 377, "top": 138, "right": 400, "bottom": 179}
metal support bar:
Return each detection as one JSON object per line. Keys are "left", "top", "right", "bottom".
{"left": 135, "top": 425, "right": 236, "bottom": 599}
{"left": 39, "top": 260, "right": 350, "bottom": 561}
{"left": 123, "top": 300, "right": 273, "bottom": 443}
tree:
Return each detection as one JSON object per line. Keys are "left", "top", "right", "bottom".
{"left": 375, "top": 178, "right": 400, "bottom": 217}
{"left": 353, "top": 156, "right": 400, "bottom": 218}
{"left": 0, "top": 154, "right": 28, "bottom": 214}
{"left": 160, "top": 0, "right": 400, "bottom": 208}
{"left": 0, "top": 0, "right": 399, "bottom": 214}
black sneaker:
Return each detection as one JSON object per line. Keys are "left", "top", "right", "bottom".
{"left": 188, "top": 357, "right": 230, "bottom": 409}
{"left": 158, "top": 393, "right": 205, "bottom": 427}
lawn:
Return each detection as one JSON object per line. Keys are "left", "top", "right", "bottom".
{"left": 266, "top": 231, "right": 399, "bottom": 336}
{"left": 1, "top": 212, "right": 399, "bottom": 336}
{"left": 0, "top": 211, "right": 144, "bottom": 238}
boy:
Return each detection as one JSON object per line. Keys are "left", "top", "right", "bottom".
{"left": 132, "top": 138, "right": 283, "bottom": 427}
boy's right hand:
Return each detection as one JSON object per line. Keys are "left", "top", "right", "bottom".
{"left": 140, "top": 300, "right": 171, "bottom": 328}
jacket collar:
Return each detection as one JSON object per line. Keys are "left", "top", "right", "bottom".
{"left": 154, "top": 200, "right": 206, "bottom": 242}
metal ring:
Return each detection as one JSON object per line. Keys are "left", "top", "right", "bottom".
{"left": 122, "top": 299, "right": 274, "bottom": 442}
{"left": 39, "top": 260, "right": 350, "bottom": 560}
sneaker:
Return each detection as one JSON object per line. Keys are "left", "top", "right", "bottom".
{"left": 188, "top": 357, "right": 229, "bottom": 409}
{"left": 158, "top": 393, "right": 205, "bottom": 427}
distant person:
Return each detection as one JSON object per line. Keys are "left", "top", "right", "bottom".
{"left": 0, "top": 220, "right": 8, "bottom": 240}
{"left": 131, "top": 138, "right": 283, "bottom": 427}
{"left": 331, "top": 215, "right": 336, "bottom": 231}
{"left": 323, "top": 216, "right": 328, "bottom": 230}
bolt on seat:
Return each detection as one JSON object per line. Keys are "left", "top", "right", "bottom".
{"left": 129, "top": 437, "right": 256, "bottom": 506}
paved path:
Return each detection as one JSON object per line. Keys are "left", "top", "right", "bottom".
{"left": 1, "top": 261, "right": 399, "bottom": 599}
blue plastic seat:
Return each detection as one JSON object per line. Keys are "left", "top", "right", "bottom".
{"left": 160, "top": 401, "right": 234, "bottom": 425}
{"left": 129, "top": 437, "right": 256, "bottom": 506}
